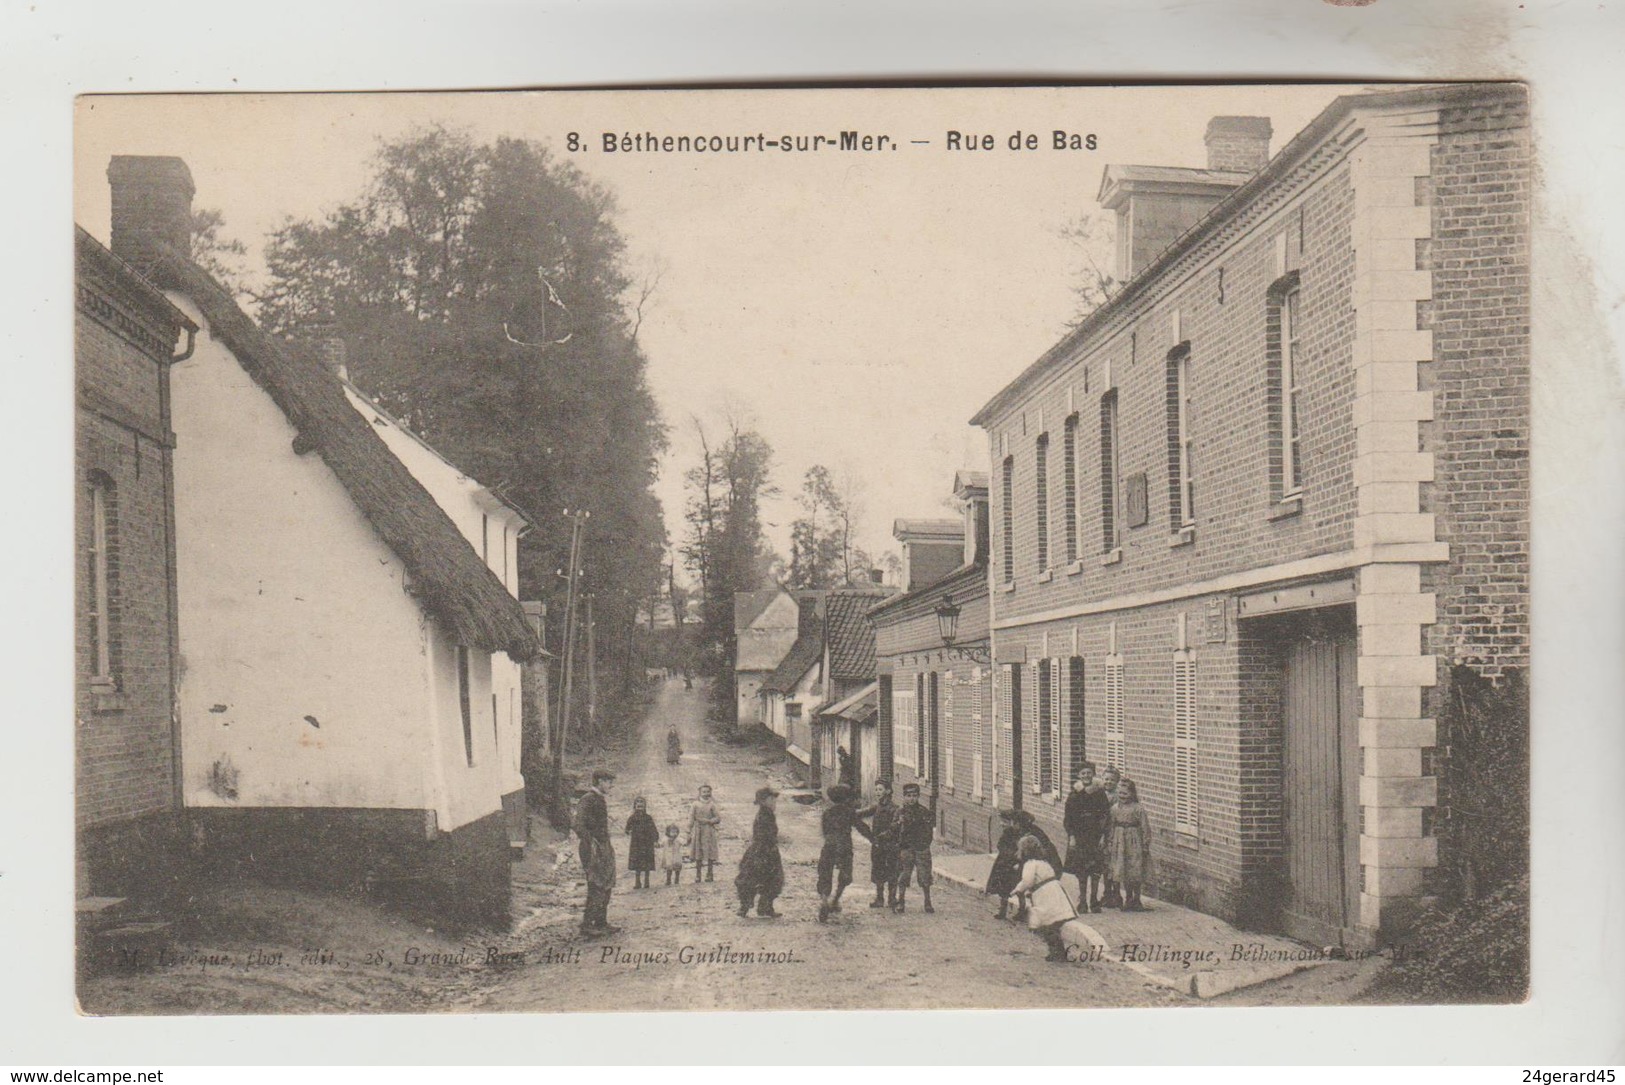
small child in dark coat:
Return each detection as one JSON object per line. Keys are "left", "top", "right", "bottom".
{"left": 624, "top": 797, "right": 659, "bottom": 889}
{"left": 985, "top": 808, "right": 1024, "bottom": 919}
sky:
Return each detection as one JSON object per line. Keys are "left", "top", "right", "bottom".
{"left": 75, "top": 86, "right": 1349, "bottom": 580}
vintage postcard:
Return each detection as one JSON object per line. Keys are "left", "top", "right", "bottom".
{"left": 71, "top": 83, "right": 1530, "bottom": 1015}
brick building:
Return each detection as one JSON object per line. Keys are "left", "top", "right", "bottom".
{"left": 75, "top": 227, "right": 198, "bottom": 901}
{"left": 967, "top": 85, "right": 1529, "bottom": 945}
{"left": 873, "top": 472, "right": 996, "bottom": 849}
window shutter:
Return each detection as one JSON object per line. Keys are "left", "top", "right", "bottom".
{"left": 972, "top": 667, "right": 985, "bottom": 797}
{"left": 944, "top": 669, "right": 956, "bottom": 788}
{"left": 1173, "top": 655, "right": 1198, "bottom": 836}
{"left": 1051, "top": 657, "right": 1064, "bottom": 796}
{"left": 1067, "top": 656, "right": 1086, "bottom": 781}
{"left": 1029, "top": 661, "right": 1042, "bottom": 794}
{"left": 1105, "top": 658, "right": 1125, "bottom": 772}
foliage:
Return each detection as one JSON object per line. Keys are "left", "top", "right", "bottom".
{"left": 190, "top": 207, "right": 250, "bottom": 299}
{"left": 1058, "top": 209, "right": 1122, "bottom": 329}
{"left": 1366, "top": 666, "right": 1530, "bottom": 1004}
{"left": 680, "top": 416, "right": 779, "bottom": 720}
{"left": 786, "top": 465, "right": 879, "bottom": 590}
{"left": 255, "top": 126, "right": 668, "bottom": 739}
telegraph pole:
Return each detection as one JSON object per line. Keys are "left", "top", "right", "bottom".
{"left": 549, "top": 509, "right": 586, "bottom": 825}
{"left": 585, "top": 593, "right": 598, "bottom": 737}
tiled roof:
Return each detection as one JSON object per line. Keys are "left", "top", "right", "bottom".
{"left": 824, "top": 590, "right": 890, "bottom": 682}
{"left": 762, "top": 630, "right": 822, "bottom": 694}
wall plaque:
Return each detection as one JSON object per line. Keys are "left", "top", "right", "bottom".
{"left": 1125, "top": 472, "right": 1149, "bottom": 527}
{"left": 1205, "top": 597, "right": 1230, "bottom": 643}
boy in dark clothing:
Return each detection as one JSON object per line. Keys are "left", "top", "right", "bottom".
{"left": 856, "top": 780, "right": 899, "bottom": 909}
{"left": 816, "top": 784, "right": 873, "bottom": 923}
{"left": 893, "top": 782, "right": 937, "bottom": 914}
{"left": 734, "top": 787, "right": 784, "bottom": 918}
{"left": 1063, "top": 762, "right": 1112, "bottom": 912}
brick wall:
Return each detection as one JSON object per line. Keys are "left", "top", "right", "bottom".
{"left": 989, "top": 158, "right": 1359, "bottom": 622}
{"left": 1419, "top": 94, "right": 1531, "bottom": 684}
{"left": 75, "top": 248, "right": 183, "bottom": 843}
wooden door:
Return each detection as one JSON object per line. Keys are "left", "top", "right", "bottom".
{"left": 1280, "top": 612, "right": 1359, "bottom": 945}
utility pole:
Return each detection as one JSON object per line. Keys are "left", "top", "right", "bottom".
{"left": 585, "top": 593, "right": 598, "bottom": 737}
{"left": 549, "top": 509, "right": 586, "bottom": 827}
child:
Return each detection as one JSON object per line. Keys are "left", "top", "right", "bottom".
{"left": 734, "top": 787, "right": 784, "bottom": 918}
{"left": 1106, "top": 777, "right": 1153, "bottom": 911}
{"left": 816, "top": 784, "right": 873, "bottom": 922}
{"left": 857, "top": 780, "right": 899, "bottom": 910}
{"left": 1098, "top": 765, "right": 1124, "bottom": 908}
{"left": 624, "top": 797, "right": 659, "bottom": 889}
{"left": 984, "top": 808, "right": 1023, "bottom": 919}
{"left": 892, "top": 782, "right": 937, "bottom": 914}
{"left": 660, "top": 824, "right": 684, "bottom": 886}
{"left": 1012, "top": 834, "right": 1079, "bottom": 963}
{"left": 688, "top": 783, "right": 722, "bottom": 883}
{"left": 1064, "top": 763, "right": 1112, "bottom": 913}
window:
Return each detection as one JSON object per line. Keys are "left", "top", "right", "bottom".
{"left": 1099, "top": 393, "right": 1121, "bottom": 553}
{"left": 1001, "top": 455, "right": 1015, "bottom": 583}
{"left": 920, "top": 671, "right": 931, "bottom": 777}
{"left": 481, "top": 514, "right": 489, "bottom": 561}
{"left": 1103, "top": 658, "right": 1125, "bottom": 771}
{"left": 786, "top": 703, "right": 802, "bottom": 720}
{"left": 1167, "top": 345, "right": 1194, "bottom": 531}
{"left": 457, "top": 646, "right": 474, "bottom": 766}
{"left": 1173, "top": 653, "right": 1198, "bottom": 836}
{"left": 86, "top": 474, "right": 115, "bottom": 684}
{"left": 1035, "top": 433, "right": 1050, "bottom": 570}
{"left": 1062, "top": 415, "right": 1079, "bottom": 564}
{"left": 893, "top": 685, "right": 917, "bottom": 770}
{"left": 1269, "top": 273, "right": 1305, "bottom": 502}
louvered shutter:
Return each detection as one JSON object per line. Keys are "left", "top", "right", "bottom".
{"left": 1105, "top": 659, "right": 1125, "bottom": 772}
{"left": 1173, "top": 655, "right": 1198, "bottom": 836}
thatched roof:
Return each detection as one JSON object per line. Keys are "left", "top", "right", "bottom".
{"left": 143, "top": 244, "right": 540, "bottom": 663}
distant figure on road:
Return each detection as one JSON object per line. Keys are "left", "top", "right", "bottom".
{"left": 666, "top": 725, "right": 683, "bottom": 766}
{"left": 815, "top": 784, "right": 873, "bottom": 923}
{"left": 625, "top": 796, "right": 659, "bottom": 890}
{"left": 688, "top": 783, "right": 722, "bottom": 882}
{"left": 574, "top": 769, "right": 618, "bottom": 936}
{"left": 734, "top": 786, "right": 784, "bottom": 918}
{"left": 856, "top": 779, "right": 899, "bottom": 910}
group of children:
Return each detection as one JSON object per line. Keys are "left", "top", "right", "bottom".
{"left": 621, "top": 783, "right": 724, "bottom": 889}
{"left": 984, "top": 762, "right": 1155, "bottom": 962}
{"left": 814, "top": 779, "right": 938, "bottom": 923}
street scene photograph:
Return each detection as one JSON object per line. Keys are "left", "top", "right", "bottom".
{"left": 70, "top": 83, "right": 1531, "bottom": 1014}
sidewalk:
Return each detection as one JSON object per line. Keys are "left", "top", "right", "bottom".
{"left": 932, "top": 852, "right": 1331, "bottom": 999}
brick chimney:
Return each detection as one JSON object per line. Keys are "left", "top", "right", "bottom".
{"left": 107, "top": 156, "right": 195, "bottom": 273}
{"left": 1205, "top": 116, "right": 1273, "bottom": 174}
{"left": 1097, "top": 115, "right": 1271, "bottom": 281}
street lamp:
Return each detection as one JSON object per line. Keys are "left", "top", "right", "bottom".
{"left": 935, "top": 595, "right": 961, "bottom": 647}
{"left": 935, "top": 594, "right": 989, "bottom": 664}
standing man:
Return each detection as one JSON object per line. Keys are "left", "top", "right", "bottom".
{"left": 575, "top": 769, "right": 619, "bottom": 937}
{"left": 893, "top": 782, "right": 938, "bottom": 914}
{"left": 1064, "top": 762, "right": 1112, "bottom": 913}
{"left": 857, "top": 779, "right": 900, "bottom": 910}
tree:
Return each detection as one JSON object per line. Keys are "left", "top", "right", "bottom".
{"left": 256, "top": 125, "right": 668, "bottom": 753}
{"left": 1058, "top": 208, "right": 1122, "bottom": 329}
{"left": 681, "top": 415, "right": 779, "bottom": 721}
{"left": 190, "top": 207, "right": 249, "bottom": 299}
{"left": 787, "top": 464, "right": 875, "bottom": 589}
